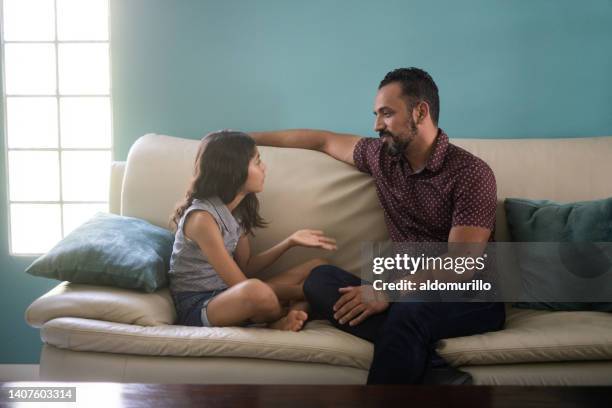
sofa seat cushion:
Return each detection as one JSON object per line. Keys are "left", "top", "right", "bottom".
{"left": 40, "top": 317, "right": 374, "bottom": 370}
{"left": 29, "top": 284, "right": 612, "bottom": 368}
{"left": 39, "top": 307, "right": 612, "bottom": 371}
{"left": 437, "top": 306, "right": 612, "bottom": 366}
{"left": 26, "top": 282, "right": 176, "bottom": 327}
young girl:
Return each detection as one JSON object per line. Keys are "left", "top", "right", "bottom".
{"left": 169, "top": 130, "right": 336, "bottom": 331}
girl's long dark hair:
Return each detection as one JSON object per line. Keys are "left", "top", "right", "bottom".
{"left": 170, "top": 130, "right": 266, "bottom": 235}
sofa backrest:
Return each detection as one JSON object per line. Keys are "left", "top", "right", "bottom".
{"left": 453, "top": 137, "right": 612, "bottom": 243}
{"left": 119, "top": 134, "right": 612, "bottom": 276}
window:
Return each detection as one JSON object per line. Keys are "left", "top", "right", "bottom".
{"left": 1, "top": 0, "right": 112, "bottom": 255}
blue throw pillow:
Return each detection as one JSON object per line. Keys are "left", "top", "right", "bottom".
{"left": 505, "top": 197, "right": 612, "bottom": 311}
{"left": 26, "top": 213, "right": 174, "bottom": 293}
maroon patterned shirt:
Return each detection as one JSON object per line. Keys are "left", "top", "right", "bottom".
{"left": 353, "top": 129, "right": 496, "bottom": 242}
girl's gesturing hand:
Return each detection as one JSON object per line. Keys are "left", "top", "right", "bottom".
{"left": 289, "top": 229, "right": 337, "bottom": 251}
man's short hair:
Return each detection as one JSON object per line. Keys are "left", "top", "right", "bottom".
{"left": 379, "top": 67, "right": 440, "bottom": 125}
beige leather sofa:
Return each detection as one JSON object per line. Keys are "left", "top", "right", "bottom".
{"left": 26, "top": 134, "right": 612, "bottom": 385}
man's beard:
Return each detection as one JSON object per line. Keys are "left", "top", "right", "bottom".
{"left": 380, "top": 118, "right": 418, "bottom": 157}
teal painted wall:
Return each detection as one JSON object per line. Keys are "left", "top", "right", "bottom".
{"left": 1, "top": 0, "right": 611, "bottom": 363}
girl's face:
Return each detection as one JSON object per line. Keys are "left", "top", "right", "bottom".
{"left": 242, "top": 148, "right": 266, "bottom": 193}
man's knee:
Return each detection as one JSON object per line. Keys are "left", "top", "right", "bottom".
{"left": 303, "top": 265, "right": 351, "bottom": 298}
{"left": 304, "top": 265, "right": 355, "bottom": 310}
{"left": 304, "top": 265, "right": 331, "bottom": 301}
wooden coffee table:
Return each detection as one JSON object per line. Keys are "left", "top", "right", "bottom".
{"left": 1, "top": 383, "right": 611, "bottom": 407}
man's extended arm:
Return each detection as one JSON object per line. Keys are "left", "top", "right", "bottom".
{"left": 250, "top": 129, "right": 361, "bottom": 166}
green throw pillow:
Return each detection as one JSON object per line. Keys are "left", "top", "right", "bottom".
{"left": 505, "top": 197, "right": 612, "bottom": 311}
{"left": 26, "top": 213, "right": 174, "bottom": 292}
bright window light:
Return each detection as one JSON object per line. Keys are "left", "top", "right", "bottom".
{"left": 2, "top": 0, "right": 113, "bottom": 254}
{"left": 4, "top": 44, "right": 56, "bottom": 95}
{"left": 60, "top": 97, "right": 111, "bottom": 148}
{"left": 9, "top": 151, "right": 60, "bottom": 201}
{"left": 57, "top": 0, "right": 109, "bottom": 41}
{"left": 58, "top": 43, "right": 110, "bottom": 95}
{"left": 61, "top": 151, "right": 111, "bottom": 201}
{"left": 7, "top": 97, "right": 58, "bottom": 148}
{"left": 2, "top": 0, "right": 55, "bottom": 41}
{"left": 11, "top": 204, "right": 62, "bottom": 254}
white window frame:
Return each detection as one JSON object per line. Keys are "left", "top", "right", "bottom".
{"left": 1, "top": 0, "right": 114, "bottom": 256}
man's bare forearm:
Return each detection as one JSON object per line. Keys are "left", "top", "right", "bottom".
{"left": 249, "top": 129, "right": 330, "bottom": 151}
{"left": 250, "top": 129, "right": 361, "bottom": 166}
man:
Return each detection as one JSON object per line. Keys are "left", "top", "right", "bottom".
{"left": 250, "top": 67, "right": 505, "bottom": 384}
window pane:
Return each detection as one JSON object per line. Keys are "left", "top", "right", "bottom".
{"left": 58, "top": 44, "right": 110, "bottom": 95}
{"left": 63, "top": 203, "right": 108, "bottom": 235}
{"left": 9, "top": 151, "right": 60, "bottom": 201}
{"left": 2, "top": 0, "right": 55, "bottom": 41}
{"left": 7, "top": 97, "right": 58, "bottom": 148}
{"left": 57, "top": 0, "right": 108, "bottom": 41}
{"left": 60, "top": 97, "right": 111, "bottom": 148}
{"left": 4, "top": 44, "right": 56, "bottom": 95}
{"left": 61, "top": 151, "right": 110, "bottom": 201}
{"left": 11, "top": 204, "right": 61, "bottom": 254}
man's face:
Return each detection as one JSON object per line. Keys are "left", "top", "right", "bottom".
{"left": 373, "top": 82, "right": 418, "bottom": 157}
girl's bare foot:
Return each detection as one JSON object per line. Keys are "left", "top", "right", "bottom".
{"left": 268, "top": 310, "right": 308, "bottom": 332}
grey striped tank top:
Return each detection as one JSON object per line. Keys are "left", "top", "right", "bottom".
{"left": 168, "top": 197, "right": 243, "bottom": 294}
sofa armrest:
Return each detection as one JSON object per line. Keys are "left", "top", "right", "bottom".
{"left": 110, "top": 161, "right": 126, "bottom": 215}
{"left": 25, "top": 282, "right": 176, "bottom": 328}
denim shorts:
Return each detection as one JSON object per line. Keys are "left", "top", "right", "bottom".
{"left": 172, "top": 289, "right": 225, "bottom": 327}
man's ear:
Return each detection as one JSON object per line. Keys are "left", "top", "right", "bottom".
{"left": 415, "top": 102, "right": 430, "bottom": 124}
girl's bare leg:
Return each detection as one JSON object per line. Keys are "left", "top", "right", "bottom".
{"left": 206, "top": 278, "right": 313, "bottom": 332}
{"left": 265, "top": 258, "right": 328, "bottom": 302}
{"left": 206, "top": 279, "right": 285, "bottom": 327}
{"left": 265, "top": 259, "right": 328, "bottom": 330}
{"left": 206, "top": 259, "right": 328, "bottom": 331}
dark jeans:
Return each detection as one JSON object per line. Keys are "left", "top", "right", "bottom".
{"left": 303, "top": 265, "right": 506, "bottom": 384}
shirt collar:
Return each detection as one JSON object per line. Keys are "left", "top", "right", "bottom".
{"left": 424, "top": 129, "right": 449, "bottom": 173}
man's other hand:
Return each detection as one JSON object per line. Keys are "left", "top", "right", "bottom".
{"left": 333, "top": 285, "right": 389, "bottom": 326}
